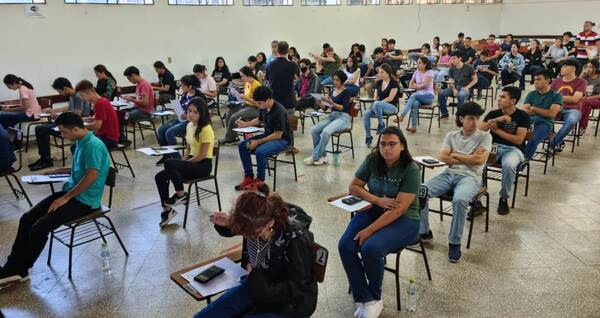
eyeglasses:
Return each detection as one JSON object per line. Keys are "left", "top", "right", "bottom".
{"left": 379, "top": 141, "right": 400, "bottom": 148}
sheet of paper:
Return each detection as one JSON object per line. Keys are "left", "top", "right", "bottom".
{"left": 137, "top": 146, "right": 183, "bottom": 156}
{"left": 413, "top": 156, "right": 447, "bottom": 167}
{"left": 329, "top": 195, "right": 372, "bottom": 212}
{"left": 21, "top": 175, "right": 70, "bottom": 184}
{"left": 306, "top": 111, "right": 324, "bottom": 117}
{"left": 170, "top": 99, "right": 186, "bottom": 123}
{"left": 233, "top": 127, "right": 265, "bottom": 134}
{"left": 229, "top": 86, "right": 242, "bottom": 101}
{"left": 310, "top": 93, "right": 332, "bottom": 108}
{"left": 111, "top": 98, "right": 130, "bottom": 107}
{"left": 153, "top": 110, "right": 175, "bottom": 116}
{"left": 180, "top": 257, "right": 248, "bottom": 297}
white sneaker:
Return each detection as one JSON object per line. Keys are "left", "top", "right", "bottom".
{"left": 0, "top": 275, "right": 23, "bottom": 289}
{"left": 360, "top": 300, "right": 383, "bottom": 318}
{"left": 354, "top": 302, "right": 364, "bottom": 318}
{"left": 320, "top": 156, "right": 328, "bottom": 163}
{"left": 303, "top": 157, "right": 314, "bottom": 165}
{"left": 313, "top": 158, "right": 326, "bottom": 166}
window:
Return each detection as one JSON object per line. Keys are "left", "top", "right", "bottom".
{"left": 169, "top": 0, "right": 232, "bottom": 5}
{"left": 243, "top": 0, "right": 292, "bottom": 5}
{"left": 0, "top": 0, "right": 45, "bottom": 3}
{"left": 65, "top": 0, "right": 153, "bottom": 4}
{"left": 348, "top": 0, "right": 379, "bottom": 5}
{"left": 301, "top": 0, "right": 339, "bottom": 5}
{"left": 386, "top": 0, "right": 499, "bottom": 3}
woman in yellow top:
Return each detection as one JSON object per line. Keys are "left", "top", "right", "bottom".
{"left": 221, "top": 66, "right": 262, "bottom": 145}
{"left": 154, "top": 98, "right": 214, "bottom": 227}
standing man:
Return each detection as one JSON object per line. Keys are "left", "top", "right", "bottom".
{"left": 266, "top": 41, "right": 299, "bottom": 114}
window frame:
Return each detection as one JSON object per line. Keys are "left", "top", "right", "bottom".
{"left": 300, "top": 0, "right": 340, "bottom": 6}
{"left": 168, "top": 0, "right": 233, "bottom": 6}
{"left": 242, "top": 0, "right": 293, "bottom": 6}
{"left": 0, "top": 0, "right": 46, "bottom": 4}
{"left": 385, "top": 0, "right": 500, "bottom": 4}
{"left": 64, "top": 0, "right": 154, "bottom": 5}
{"left": 347, "top": 0, "right": 379, "bottom": 6}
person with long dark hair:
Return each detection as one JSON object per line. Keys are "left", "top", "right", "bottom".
{"left": 195, "top": 183, "right": 317, "bottom": 318}
{"left": 545, "top": 38, "right": 569, "bottom": 77}
{"left": 343, "top": 55, "right": 361, "bottom": 97}
{"left": 338, "top": 126, "right": 421, "bottom": 318}
{"left": 520, "top": 39, "right": 545, "bottom": 90}
{"left": 0, "top": 74, "right": 41, "bottom": 129}
{"left": 154, "top": 98, "right": 214, "bottom": 227}
{"left": 221, "top": 66, "right": 262, "bottom": 145}
{"left": 212, "top": 57, "right": 232, "bottom": 89}
{"left": 153, "top": 61, "right": 177, "bottom": 105}
{"left": 362, "top": 63, "right": 400, "bottom": 147}
{"left": 93, "top": 64, "right": 117, "bottom": 100}
{"left": 396, "top": 57, "right": 435, "bottom": 133}
{"left": 256, "top": 52, "right": 268, "bottom": 73}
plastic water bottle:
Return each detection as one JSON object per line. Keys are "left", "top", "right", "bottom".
{"left": 100, "top": 242, "right": 111, "bottom": 275}
{"left": 407, "top": 278, "right": 417, "bottom": 313}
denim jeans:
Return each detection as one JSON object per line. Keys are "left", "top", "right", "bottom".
{"left": 319, "top": 75, "right": 333, "bottom": 86}
{"left": 344, "top": 84, "right": 360, "bottom": 97}
{"left": 437, "top": 86, "right": 470, "bottom": 116}
{"left": 338, "top": 208, "right": 419, "bottom": 302}
{"left": 35, "top": 123, "right": 60, "bottom": 160}
{"left": 0, "top": 111, "right": 35, "bottom": 129}
{"left": 310, "top": 112, "right": 350, "bottom": 160}
{"left": 501, "top": 69, "right": 520, "bottom": 87}
{"left": 434, "top": 67, "right": 449, "bottom": 82}
{"left": 419, "top": 171, "right": 482, "bottom": 245}
{"left": 476, "top": 74, "right": 492, "bottom": 92}
{"left": 239, "top": 134, "right": 289, "bottom": 181}
{"left": 400, "top": 93, "right": 435, "bottom": 128}
{"left": 551, "top": 108, "right": 582, "bottom": 148}
{"left": 495, "top": 143, "right": 525, "bottom": 199}
{"left": 362, "top": 101, "right": 397, "bottom": 139}
{"left": 520, "top": 65, "right": 544, "bottom": 89}
{"left": 524, "top": 120, "right": 553, "bottom": 159}
{"left": 126, "top": 108, "right": 152, "bottom": 122}
{"left": 225, "top": 106, "right": 259, "bottom": 141}
{"left": 193, "top": 280, "right": 286, "bottom": 318}
{"left": 157, "top": 119, "right": 187, "bottom": 158}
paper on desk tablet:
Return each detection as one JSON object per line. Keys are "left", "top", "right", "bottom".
{"left": 169, "top": 99, "right": 186, "bottom": 122}
{"left": 329, "top": 195, "right": 371, "bottom": 212}
{"left": 181, "top": 257, "right": 248, "bottom": 297}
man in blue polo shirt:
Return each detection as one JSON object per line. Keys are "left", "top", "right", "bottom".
{"left": 0, "top": 112, "right": 109, "bottom": 289}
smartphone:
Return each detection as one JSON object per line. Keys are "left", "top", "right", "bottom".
{"left": 342, "top": 196, "right": 362, "bottom": 205}
{"left": 152, "top": 146, "right": 167, "bottom": 151}
{"left": 423, "top": 159, "right": 440, "bottom": 165}
{"left": 194, "top": 265, "right": 225, "bottom": 284}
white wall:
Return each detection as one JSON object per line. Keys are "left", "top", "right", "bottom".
{"left": 0, "top": 1, "right": 502, "bottom": 99}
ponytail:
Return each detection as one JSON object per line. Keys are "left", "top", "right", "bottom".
{"left": 3, "top": 74, "right": 33, "bottom": 89}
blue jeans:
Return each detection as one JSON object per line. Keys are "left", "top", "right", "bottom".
{"left": 310, "top": 112, "right": 350, "bottom": 160}
{"left": 476, "top": 74, "right": 492, "bottom": 91}
{"left": 157, "top": 119, "right": 187, "bottom": 159}
{"left": 338, "top": 208, "right": 419, "bottom": 302}
{"left": 437, "top": 86, "right": 470, "bottom": 116}
{"left": 0, "top": 111, "right": 35, "bottom": 129}
{"left": 550, "top": 108, "right": 581, "bottom": 148}
{"left": 434, "top": 67, "right": 449, "bottom": 82}
{"left": 524, "top": 120, "right": 552, "bottom": 159}
{"left": 495, "top": 144, "right": 525, "bottom": 199}
{"left": 362, "top": 101, "right": 397, "bottom": 139}
{"left": 344, "top": 84, "right": 360, "bottom": 97}
{"left": 239, "top": 134, "right": 289, "bottom": 181}
{"left": 319, "top": 75, "right": 333, "bottom": 86}
{"left": 194, "top": 280, "right": 285, "bottom": 318}
{"left": 419, "top": 171, "right": 482, "bottom": 245}
{"left": 400, "top": 93, "right": 435, "bottom": 128}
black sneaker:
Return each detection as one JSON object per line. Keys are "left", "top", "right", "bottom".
{"left": 30, "top": 160, "right": 53, "bottom": 172}
{"left": 164, "top": 193, "right": 188, "bottom": 207}
{"left": 420, "top": 230, "right": 434, "bottom": 244}
{"left": 440, "top": 113, "right": 449, "bottom": 119}
{"left": 159, "top": 208, "right": 177, "bottom": 227}
{"left": 156, "top": 157, "right": 167, "bottom": 166}
{"left": 448, "top": 244, "right": 462, "bottom": 263}
{"left": 467, "top": 200, "right": 485, "bottom": 219}
{"left": 554, "top": 142, "right": 566, "bottom": 153}
{"left": 497, "top": 198, "right": 510, "bottom": 215}
{"left": 0, "top": 267, "right": 28, "bottom": 289}
{"left": 219, "top": 137, "right": 239, "bottom": 146}
{"left": 28, "top": 158, "right": 44, "bottom": 168}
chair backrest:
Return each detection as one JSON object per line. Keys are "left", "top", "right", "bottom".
{"left": 38, "top": 98, "right": 52, "bottom": 110}
{"left": 288, "top": 115, "right": 299, "bottom": 131}
{"left": 486, "top": 144, "right": 498, "bottom": 165}
{"left": 418, "top": 185, "right": 428, "bottom": 209}
{"left": 7, "top": 128, "right": 23, "bottom": 171}
{"left": 212, "top": 144, "right": 220, "bottom": 178}
{"left": 105, "top": 167, "right": 117, "bottom": 208}
{"left": 313, "top": 242, "right": 328, "bottom": 283}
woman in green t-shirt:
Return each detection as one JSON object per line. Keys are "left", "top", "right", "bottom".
{"left": 338, "top": 126, "right": 421, "bottom": 318}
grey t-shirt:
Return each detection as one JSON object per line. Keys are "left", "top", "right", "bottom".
{"left": 442, "top": 130, "right": 492, "bottom": 179}
{"left": 449, "top": 64, "right": 475, "bottom": 88}
{"left": 362, "top": 54, "right": 374, "bottom": 66}
{"left": 69, "top": 93, "right": 91, "bottom": 117}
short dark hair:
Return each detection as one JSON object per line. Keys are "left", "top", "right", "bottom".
{"left": 387, "top": 39, "right": 396, "bottom": 45}
{"left": 458, "top": 32, "right": 465, "bottom": 37}
{"left": 489, "top": 34, "right": 496, "bottom": 38}
{"left": 456, "top": 102, "right": 484, "bottom": 127}
{"left": 180, "top": 74, "right": 200, "bottom": 89}
{"left": 322, "top": 43, "right": 330, "bottom": 49}
{"left": 562, "top": 58, "right": 580, "bottom": 69}
{"left": 193, "top": 64, "right": 206, "bottom": 73}
{"left": 52, "top": 77, "right": 72, "bottom": 90}
{"left": 333, "top": 70, "right": 347, "bottom": 83}
{"left": 534, "top": 69, "right": 554, "bottom": 81}
{"left": 239, "top": 66, "right": 255, "bottom": 78}
{"left": 248, "top": 56, "right": 257, "bottom": 63}
{"left": 587, "top": 60, "right": 600, "bottom": 74}
{"left": 449, "top": 51, "right": 462, "bottom": 58}
{"left": 55, "top": 112, "right": 84, "bottom": 129}
{"left": 75, "top": 79, "right": 96, "bottom": 93}
{"left": 373, "top": 47, "right": 385, "bottom": 55}
{"left": 277, "top": 41, "right": 289, "bottom": 55}
{"left": 502, "top": 86, "right": 522, "bottom": 104}
{"left": 465, "top": 37, "right": 472, "bottom": 41}
{"left": 253, "top": 86, "right": 272, "bottom": 102}
{"left": 563, "top": 31, "right": 573, "bottom": 37}
{"left": 480, "top": 49, "right": 490, "bottom": 57}
{"left": 153, "top": 61, "right": 166, "bottom": 69}
{"left": 299, "top": 58, "right": 312, "bottom": 67}
{"left": 123, "top": 66, "right": 140, "bottom": 77}
{"left": 358, "top": 44, "right": 366, "bottom": 53}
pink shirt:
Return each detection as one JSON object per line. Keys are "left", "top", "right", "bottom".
{"left": 412, "top": 70, "right": 435, "bottom": 95}
{"left": 19, "top": 86, "right": 41, "bottom": 118}
{"left": 135, "top": 79, "right": 156, "bottom": 113}
{"left": 438, "top": 55, "right": 451, "bottom": 65}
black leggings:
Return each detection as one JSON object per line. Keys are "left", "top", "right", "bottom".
{"left": 154, "top": 158, "right": 212, "bottom": 206}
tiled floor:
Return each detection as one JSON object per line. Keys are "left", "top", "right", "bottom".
{"left": 1, "top": 94, "right": 600, "bottom": 317}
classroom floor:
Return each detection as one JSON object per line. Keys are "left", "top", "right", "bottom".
{"left": 1, "top": 92, "right": 600, "bottom": 318}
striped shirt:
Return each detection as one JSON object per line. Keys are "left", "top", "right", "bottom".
{"left": 576, "top": 31, "right": 600, "bottom": 59}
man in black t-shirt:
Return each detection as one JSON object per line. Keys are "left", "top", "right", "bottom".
{"left": 473, "top": 50, "right": 499, "bottom": 99}
{"left": 459, "top": 37, "right": 477, "bottom": 64}
{"left": 266, "top": 41, "right": 299, "bottom": 113}
{"left": 479, "top": 86, "right": 530, "bottom": 215}
{"left": 153, "top": 61, "right": 176, "bottom": 105}
{"left": 235, "top": 87, "right": 292, "bottom": 191}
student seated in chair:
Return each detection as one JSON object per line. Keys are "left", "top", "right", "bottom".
{"left": 521, "top": 69, "right": 563, "bottom": 159}
{"left": 122, "top": 66, "right": 156, "bottom": 122}
{"left": 212, "top": 57, "right": 232, "bottom": 90}
{"left": 221, "top": 67, "right": 262, "bottom": 145}
{"left": 193, "top": 64, "right": 218, "bottom": 100}
{"left": 437, "top": 51, "right": 477, "bottom": 119}
{"left": 94, "top": 64, "right": 117, "bottom": 101}
{"left": 304, "top": 70, "right": 352, "bottom": 166}
{"left": 0, "top": 125, "right": 16, "bottom": 173}
{"left": 29, "top": 77, "right": 92, "bottom": 171}
{"left": 0, "top": 75, "right": 41, "bottom": 129}
{"left": 343, "top": 56, "right": 361, "bottom": 97}
{"left": 362, "top": 63, "right": 400, "bottom": 147}
{"left": 0, "top": 112, "right": 109, "bottom": 289}
{"left": 338, "top": 126, "right": 421, "bottom": 318}
{"left": 309, "top": 46, "right": 341, "bottom": 86}
{"left": 478, "top": 87, "right": 530, "bottom": 215}
{"left": 152, "top": 61, "right": 177, "bottom": 106}
{"left": 395, "top": 56, "right": 435, "bottom": 134}
{"left": 294, "top": 58, "right": 320, "bottom": 112}
{"left": 196, "top": 184, "right": 317, "bottom": 318}
{"left": 473, "top": 50, "right": 499, "bottom": 100}
{"left": 580, "top": 60, "right": 600, "bottom": 133}
{"left": 75, "top": 80, "right": 121, "bottom": 149}
{"left": 419, "top": 102, "right": 491, "bottom": 263}
{"left": 154, "top": 98, "right": 214, "bottom": 228}
{"left": 499, "top": 44, "right": 525, "bottom": 88}
{"left": 156, "top": 75, "right": 205, "bottom": 165}
{"left": 235, "top": 86, "right": 293, "bottom": 191}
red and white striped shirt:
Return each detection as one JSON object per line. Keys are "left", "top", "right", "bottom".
{"left": 576, "top": 31, "right": 600, "bottom": 59}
